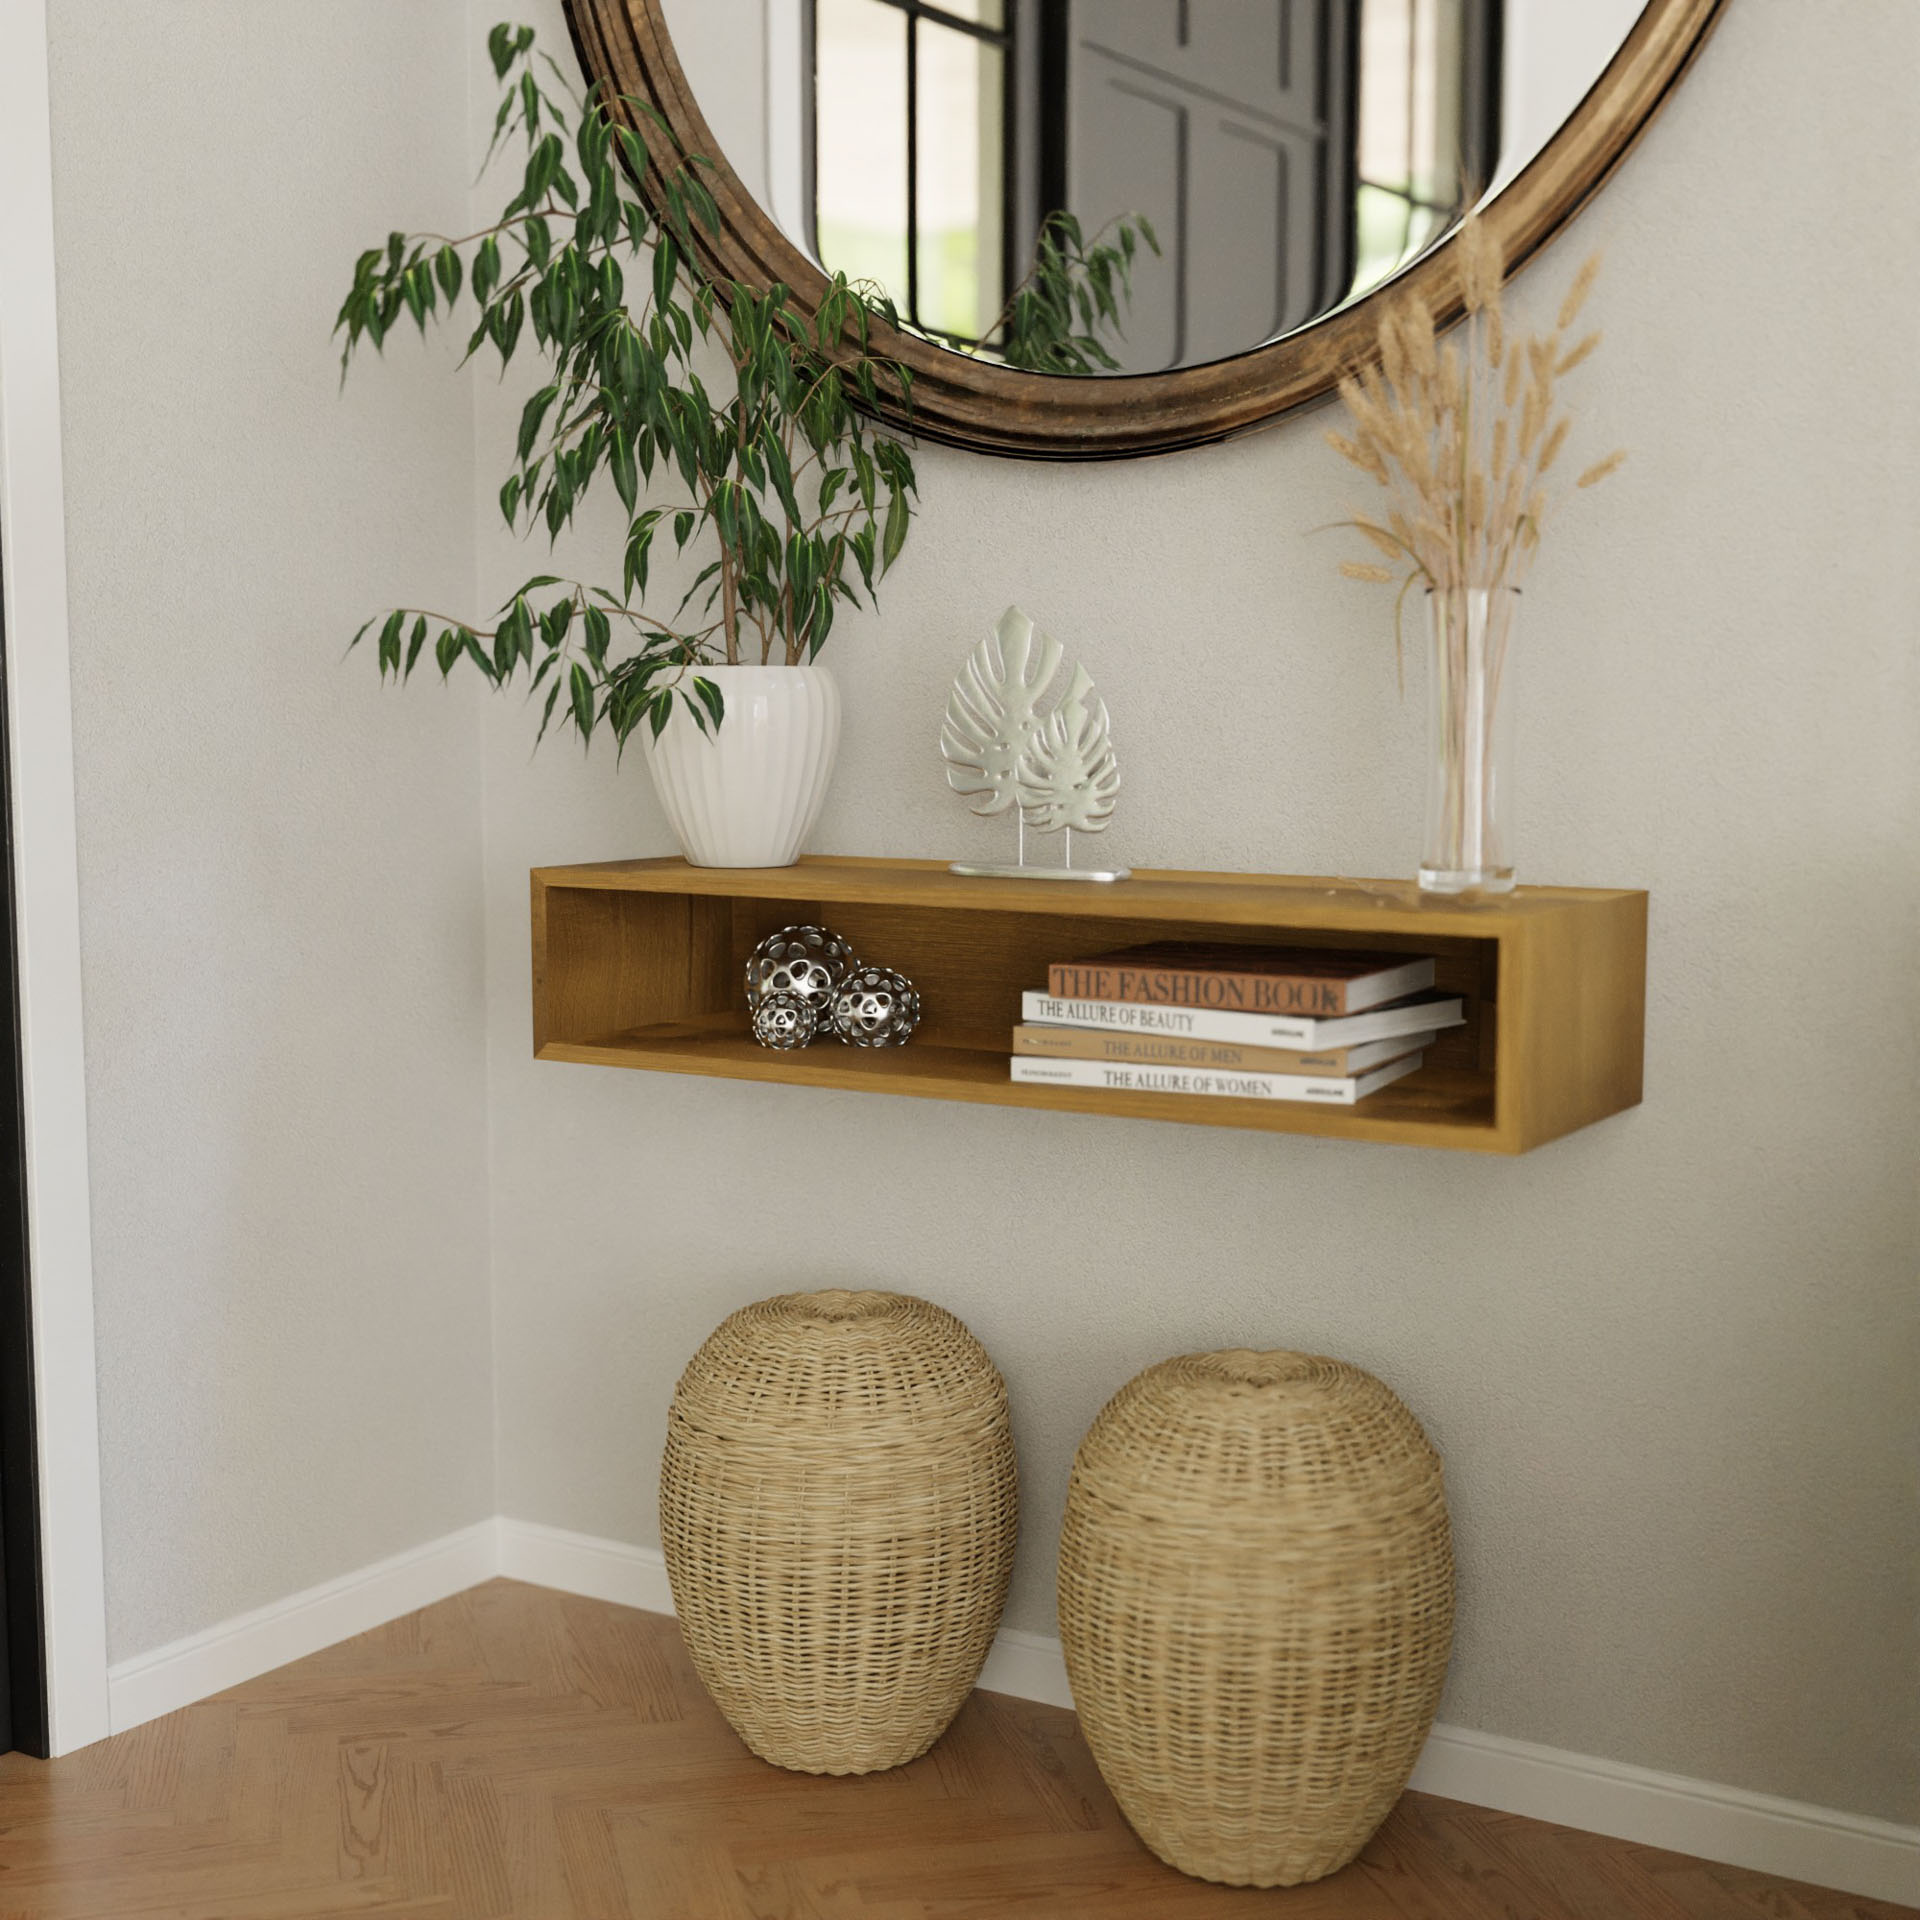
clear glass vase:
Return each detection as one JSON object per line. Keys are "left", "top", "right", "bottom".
{"left": 1420, "top": 586, "right": 1520, "bottom": 895}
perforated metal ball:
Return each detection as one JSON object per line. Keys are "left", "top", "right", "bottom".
{"left": 745, "top": 925, "right": 856, "bottom": 1027}
{"left": 831, "top": 966, "right": 921, "bottom": 1049}
{"left": 751, "top": 990, "right": 818, "bottom": 1051}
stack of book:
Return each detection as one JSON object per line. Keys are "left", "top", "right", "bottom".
{"left": 1009, "top": 941, "right": 1464, "bottom": 1107}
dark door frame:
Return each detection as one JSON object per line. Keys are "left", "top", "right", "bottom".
{"left": 0, "top": 556, "right": 48, "bottom": 1756}
{"left": 0, "top": 0, "right": 113, "bottom": 1758}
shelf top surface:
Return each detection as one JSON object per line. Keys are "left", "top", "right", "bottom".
{"left": 531, "top": 854, "right": 1643, "bottom": 936}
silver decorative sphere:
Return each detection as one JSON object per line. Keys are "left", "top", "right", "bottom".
{"left": 751, "top": 990, "right": 818, "bottom": 1051}
{"left": 745, "top": 924, "right": 856, "bottom": 1030}
{"left": 831, "top": 966, "right": 921, "bottom": 1048}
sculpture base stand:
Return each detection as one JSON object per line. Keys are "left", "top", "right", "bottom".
{"left": 949, "top": 862, "right": 1131, "bottom": 883}
{"left": 948, "top": 821, "right": 1129, "bottom": 884}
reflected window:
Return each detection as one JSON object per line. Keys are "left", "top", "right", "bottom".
{"left": 806, "top": 1, "right": 1500, "bottom": 372}
{"left": 1353, "top": 0, "right": 1501, "bottom": 300}
{"left": 811, "top": 0, "right": 1011, "bottom": 348}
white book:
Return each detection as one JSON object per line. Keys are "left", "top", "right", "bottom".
{"left": 1019, "top": 987, "right": 1463, "bottom": 1051}
{"left": 1010, "top": 1052, "right": 1425, "bottom": 1106}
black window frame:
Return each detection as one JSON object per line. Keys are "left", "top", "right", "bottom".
{"left": 807, "top": 0, "right": 1023, "bottom": 352}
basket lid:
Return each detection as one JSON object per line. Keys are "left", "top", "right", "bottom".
{"left": 1069, "top": 1348, "right": 1443, "bottom": 1530}
{"left": 670, "top": 1289, "right": 1008, "bottom": 1439}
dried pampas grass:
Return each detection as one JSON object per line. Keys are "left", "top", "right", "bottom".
{"left": 1326, "top": 214, "right": 1624, "bottom": 607}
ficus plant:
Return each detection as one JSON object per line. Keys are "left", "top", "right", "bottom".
{"left": 995, "top": 211, "right": 1160, "bottom": 376}
{"left": 338, "top": 23, "right": 918, "bottom": 749}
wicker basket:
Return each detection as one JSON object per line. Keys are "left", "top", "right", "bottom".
{"left": 660, "top": 1289, "right": 1018, "bottom": 1774}
{"left": 1057, "top": 1349, "right": 1453, "bottom": 1887}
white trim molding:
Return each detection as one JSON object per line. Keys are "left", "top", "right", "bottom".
{"left": 106, "top": 1522, "right": 496, "bottom": 1737}
{"left": 0, "top": 0, "right": 110, "bottom": 1756}
{"left": 496, "top": 1515, "right": 674, "bottom": 1614}
{"left": 497, "top": 1524, "right": 1918, "bottom": 1907}
{"left": 1405, "top": 1724, "right": 1920, "bottom": 1908}
{"left": 102, "top": 1520, "right": 1920, "bottom": 1908}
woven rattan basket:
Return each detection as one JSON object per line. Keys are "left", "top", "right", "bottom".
{"left": 1057, "top": 1349, "right": 1453, "bottom": 1887}
{"left": 660, "top": 1289, "right": 1018, "bottom": 1774}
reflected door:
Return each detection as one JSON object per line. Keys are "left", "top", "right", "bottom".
{"left": 1063, "top": 0, "right": 1357, "bottom": 371}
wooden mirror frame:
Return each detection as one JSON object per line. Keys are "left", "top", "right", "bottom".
{"left": 564, "top": 0, "right": 1726, "bottom": 461}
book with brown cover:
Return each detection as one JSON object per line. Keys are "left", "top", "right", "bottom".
{"left": 1011, "top": 1024, "right": 1430, "bottom": 1076}
{"left": 1046, "top": 942, "right": 1436, "bottom": 1017}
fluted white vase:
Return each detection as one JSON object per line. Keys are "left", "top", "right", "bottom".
{"left": 640, "top": 664, "right": 841, "bottom": 868}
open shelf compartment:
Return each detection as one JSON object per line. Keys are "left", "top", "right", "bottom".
{"left": 530, "top": 856, "right": 1647, "bottom": 1154}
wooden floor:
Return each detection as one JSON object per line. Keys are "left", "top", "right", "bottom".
{"left": 0, "top": 1581, "right": 1905, "bottom": 1920}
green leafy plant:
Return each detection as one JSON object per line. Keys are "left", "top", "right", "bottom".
{"left": 993, "top": 211, "right": 1160, "bottom": 375}
{"left": 337, "top": 23, "right": 918, "bottom": 748}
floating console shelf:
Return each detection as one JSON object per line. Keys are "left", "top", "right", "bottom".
{"left": 530, "top": 857, "right": 1647, "bottom": 1154}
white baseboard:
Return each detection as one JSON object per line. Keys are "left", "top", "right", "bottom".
{"left": 497, "top": 1524, "right": 1918, "bottom": 1907}
{"left": 496, "top": 1515, "right": 675, "bottom": 1613}
{"left": 1406, "top": 1724, "right": 1919, "bottom": 1907}
{"left": 103, "top": 1519, "right": 1920, "bottom": 1907}
{"left": 977, "top": 1625, "right": 1074, "bottom": 1709}
{"left": 105, "top": 1520, "right": 497, "bottom": 1737}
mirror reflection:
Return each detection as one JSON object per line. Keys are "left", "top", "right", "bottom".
{"left": 753, "top": 1, "right": 1644, "bottom": 374}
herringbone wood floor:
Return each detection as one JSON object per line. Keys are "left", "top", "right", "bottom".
{"left": 0, "top": 1580, "right": 1905, "bottom": 1920}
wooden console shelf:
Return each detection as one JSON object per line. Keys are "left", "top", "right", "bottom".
{"left": 530, "top": 857, "right": 1647, "bottom": 1154}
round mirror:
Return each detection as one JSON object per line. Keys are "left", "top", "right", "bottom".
{"left": 567, "top": 0, "right": 1724, "bottom": 456}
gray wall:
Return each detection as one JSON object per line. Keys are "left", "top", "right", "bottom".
{"left": 42, "top": 0, "right": 1916, "bottom": 1830}
{"left": 485, "top": 0, "right": 1918, "bottom": 1825}
{"left": 46, "top": 0, "right": 494, "bottom": 1661}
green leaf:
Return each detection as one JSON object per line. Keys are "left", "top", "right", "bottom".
{"left": 609, "top": 427, "right": 638, "bottom": 512}
{"left": 404, "top": 615, "right": 428, "bottom": 678}
{"left": 672, "top": 510, "right": 695, "bottom": 551}
{"left": 376, "top": 609, "right": 406, "bottom": 677}
{"left": 623, "top": 518, "right": 654, "bottom": 600}
{"left": 491, "top": 290, "right": 524, "bottom": 363}
{"left": 582, "top": 604, "right": 612, "bottom": 669}
{"left": 488, "top": 21, "right": 516, "bottom": 78}
{"left": 436, "top": 627, "right": 462, "bottom": 676}
{"left": 400, "top": 267, "right": 429, "bottom": 333}
{"left": 652, "top": 235, "right": 679, "bottom": 313}
{"left": 691, "top": 675, "right": 724, "bottom": 732}
{"left": 614, "top": 125, "right": 650, "bottom": 189}
{"left": 568, "top": 661, "right": 595, "bottom": 739}
{"left": 462, "top": 629, "right": 498, "bottom": 684}
{"left": 516, "top": 384, "right": 558, "bottom": 461}
{"left": 505, "top": 594, "right": 538, "bottom": 667}
{"left": 434, "top": 244, "right": 462, "bottom": 303}
{"left": 473, "top": 234, "right": 501, "bottom": 306}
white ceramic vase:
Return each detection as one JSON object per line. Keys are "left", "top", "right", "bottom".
{"left": 640, "top": 663, "right": 841, "bottom": 868}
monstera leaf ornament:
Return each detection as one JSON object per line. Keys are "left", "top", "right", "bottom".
{"left": 940, "top": 607, "right": 1128, "bottom": 882}
{"left": 1017, "top": 664, "right": 1121, "bottom": 835}
{"left": 940, "top": 607, "right": 1064, "bottom": 817}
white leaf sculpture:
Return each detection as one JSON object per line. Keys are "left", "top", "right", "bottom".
{"left": 1016, "top": 664, "right": 1121, "bottom": 834}
{"left": 940, "top": 606, "right": 1064, "bottom": 817}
